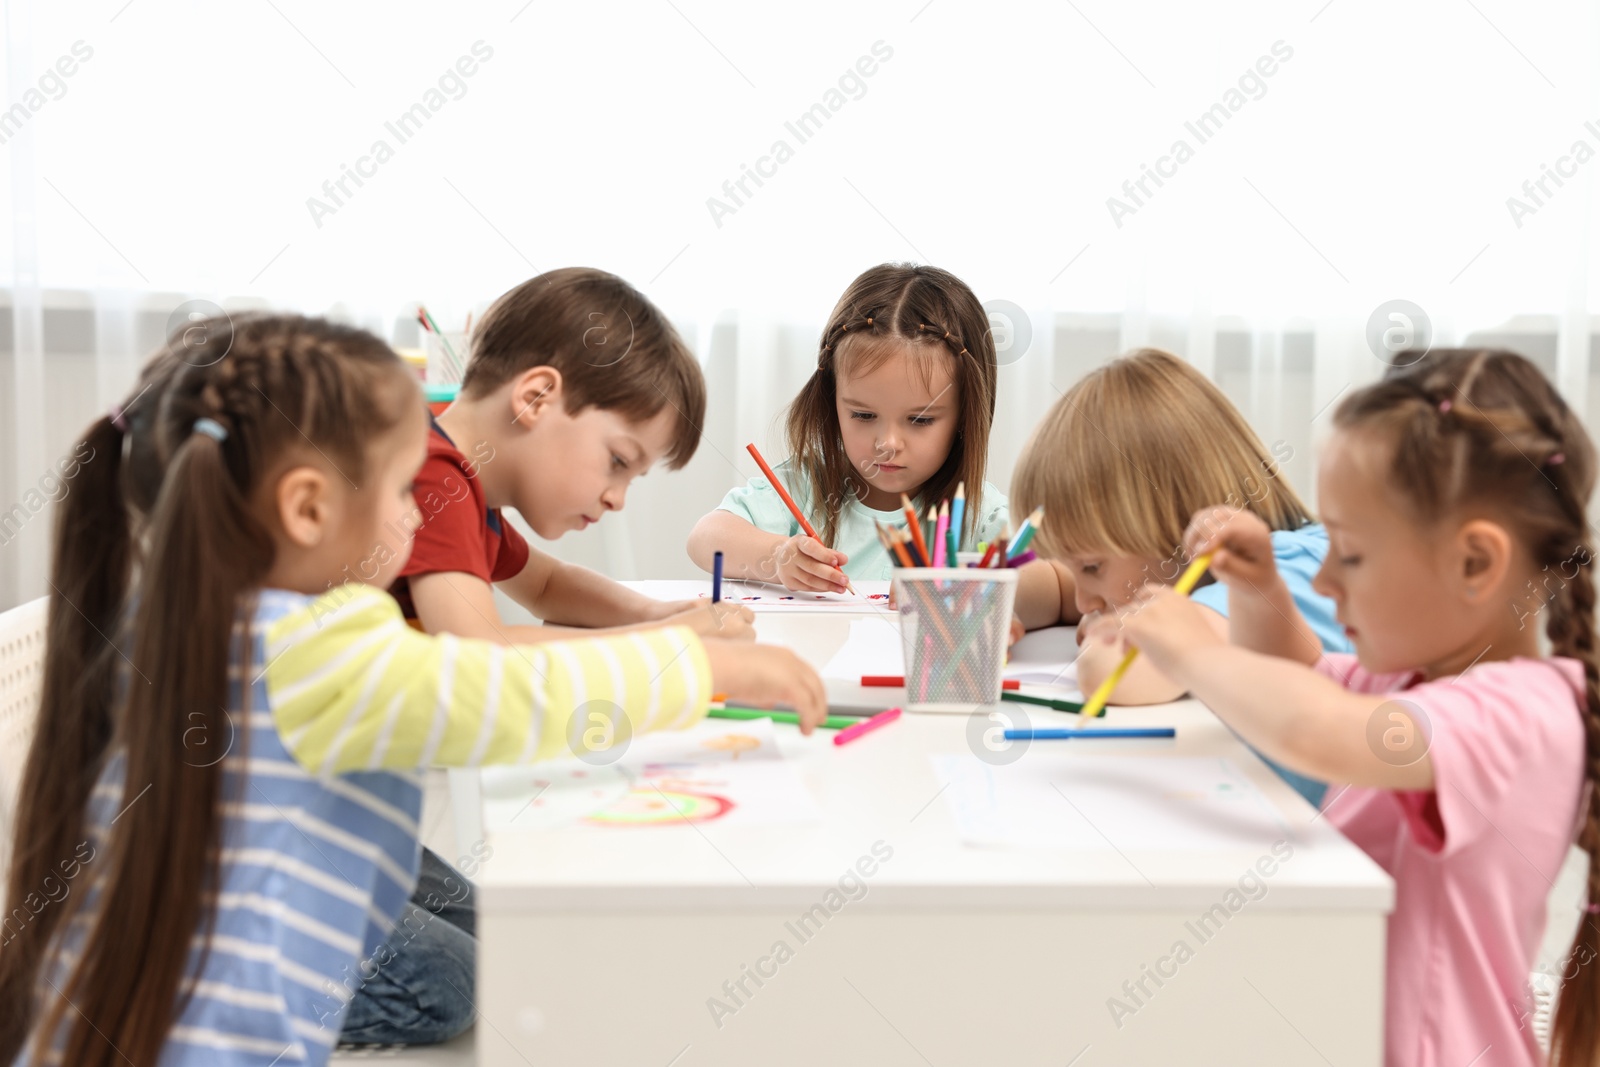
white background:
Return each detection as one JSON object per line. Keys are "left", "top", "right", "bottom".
{"left": 4, "top": 0, "right": 1600, "bottom": 605}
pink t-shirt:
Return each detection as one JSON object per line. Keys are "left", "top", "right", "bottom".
{"left": 1316, "top": 653, "right": 1586, "bottom": 1067}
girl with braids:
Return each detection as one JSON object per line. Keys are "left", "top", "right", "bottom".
{"left": 688, "top": 262, "right": 1012, "bottom": 588}
{"left": 1118, "top": 348, "right": 1598, "bottom": 1067}
{"left": 0, "top": 314, "right": 825, "bottom": 1066}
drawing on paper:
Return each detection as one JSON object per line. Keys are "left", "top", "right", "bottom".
{"left": 586, "top": 787, "right": 734, "bottom": 825}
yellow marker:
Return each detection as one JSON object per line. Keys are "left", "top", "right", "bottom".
{"left": 1078, "top": 554, "right": 1214, "bottom": 723}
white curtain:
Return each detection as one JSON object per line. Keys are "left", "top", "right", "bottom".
{"left": 5, "top": 0, "right": 1600, "bottom": 609}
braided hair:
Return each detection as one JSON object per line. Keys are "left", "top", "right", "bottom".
{"left": 0, "top": 314, "right": 417, "bottom": 1065}
{"left": 786, "top": 263, "right": 997, "bottom": 547}
{"left": 1335, "top": 348, "right": 1600, "bottom": 1065}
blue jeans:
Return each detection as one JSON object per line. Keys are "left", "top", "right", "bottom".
{"left": 339, "top": 847, "right": 478, "bottom": 1045}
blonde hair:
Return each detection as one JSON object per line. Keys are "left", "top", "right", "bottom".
{"left": 1011, "top": 347, "right": 1312, "bottom": 559}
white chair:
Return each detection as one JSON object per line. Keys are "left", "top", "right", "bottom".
{"left": 0, "top": 596, "right": 48, "bottom": 884}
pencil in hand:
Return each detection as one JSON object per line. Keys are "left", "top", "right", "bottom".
{"left": 745, "top": 442, "right": 857, "bottom": 595}
{"left": 1078, "top": 553, "right": 1214, "bottom": 722}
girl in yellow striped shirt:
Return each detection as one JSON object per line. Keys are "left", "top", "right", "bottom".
{"left": 0, "top": 314, "right": 825, "bottom": 1067}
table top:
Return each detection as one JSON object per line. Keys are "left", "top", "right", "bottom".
{"left": 475, "top": 597, "right": 1393, "bottom": 914}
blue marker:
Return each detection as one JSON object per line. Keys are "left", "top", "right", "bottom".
{"left": 712, "top": 550, "right": 724, "bottom": 603}
{"left": 1002, "top": 727, "right": 1176, "bottom": 740}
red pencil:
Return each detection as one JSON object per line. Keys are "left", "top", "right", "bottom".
{"left": 862, "top": 675, "right": 1019, "bottom": 690}
{"left": 976, "top": 521, "right": 1008, "bottom": 569}
{"left": 746, "top": 443, "right": 856, "bottom": 595}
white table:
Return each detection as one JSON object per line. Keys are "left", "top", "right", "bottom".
{"left": 471, "top": 598, "right": 1392, "bottom": 1066}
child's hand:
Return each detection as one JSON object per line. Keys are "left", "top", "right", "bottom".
{"left": 1009, "top": 615, "right": 1025, "bottom": 646}
{"left": 661, "top": 601, "right": 756, "bottom": 641}
{"left": 700, "top": 639, "right": 829, "bottom": 734}
{"left": 774, "top": 535, "right": 849, "bottom": 594}
{"left": 1116, "top": 585, "right": 1226, "bottom": 678}
{"left": 1184, "top": 506, "right": 1280, "bottom": 591}
{"left": 1076, "top": 608, "right": 1125, "bottom": 648}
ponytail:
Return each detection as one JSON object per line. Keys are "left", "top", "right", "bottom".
{"left": 45, "top": 425, "right": 274, "bottom": 1066}
{"left": 0, "top": 416, "right": 129, "bottom": 1058}
{"left": 2, "top": 312, "right": 415, "bottom": 1063}
{"left": 1547, "top": 553, "right": 1600, "bottom": 1066}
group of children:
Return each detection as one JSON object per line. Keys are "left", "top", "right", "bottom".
{"left": 0, "top": 260, "right": 1594, "bottom": 1067}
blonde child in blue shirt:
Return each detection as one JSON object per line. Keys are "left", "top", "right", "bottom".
{"left": 688, "top": 263, "right": 1010, "bottom": 589}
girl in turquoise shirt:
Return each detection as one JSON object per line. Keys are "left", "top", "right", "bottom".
{"left": 689, "top": 263, "right": 1015, "bottom": 587}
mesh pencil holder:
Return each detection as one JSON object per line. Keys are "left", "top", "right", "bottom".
{"left": 893, "top": 568, "right": 1018, "bottom": 713}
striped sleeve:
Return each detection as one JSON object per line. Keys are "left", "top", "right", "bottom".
{"left": 261, "top": 585, "right": 711, "bottom": 774}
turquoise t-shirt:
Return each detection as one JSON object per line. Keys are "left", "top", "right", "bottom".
{"left": 716, "top": 460, "right": 1009, "bottom": 580}
{"left": 1189, "top": 523, "right": 1350, "bottom": 808}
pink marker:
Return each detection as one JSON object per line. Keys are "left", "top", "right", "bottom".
{"left": 833, "top": 706, "right": 902, "bottom": 746}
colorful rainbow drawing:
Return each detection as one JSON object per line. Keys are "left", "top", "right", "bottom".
{"left": 585, "top": 788, "right": 734, "bottom": 825}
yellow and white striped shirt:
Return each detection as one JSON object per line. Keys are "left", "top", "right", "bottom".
{"left": 29, "top": 583, "right": 710, "bottom": 1067}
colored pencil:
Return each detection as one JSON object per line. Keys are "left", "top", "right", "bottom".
{"left": 1006, "top": 507, "right": 1044, "bottom": 561}
{"left": 712, "top": 550, "right": 724, "bottom": 603}
{"left": 1003, "top": 727, "right": 1175, "bottom": 740}
{"left": 934, "top": 502, "right": 950, "bottom": 569}
{"left": 899, "top": 527, "right": 921, "bottom": 568}
{"left": 949, "top": 482, "right": 966, "bottom": 560}
{"left": 976, "top": 521, "right": 1007, "bottom": 568}
{"left": 876, "top": 522, "right": 914, "bottom": 568}
{"left": 709, "top": 707, "right": 856, "bottom": 730}
{"left": 1005, "top": 550, "right": 1037, "bottom": 568}
{"left": 863, "top": 675, "right": 1020, "bottom": 690}
{"left": 745, "top": 442, "right": 856, "bottom": 595}
{"left": 719, "top": 699, "right": 890, "bottom": 716}
{"left": 907, "top": 527, "right": 930, "bottom": 567}
{"left": 833, "top": 706, "right": 902, "bottom": 746}
{"left": 418, "top": 306, "right": 463, "bottom": 381}
{"left": 1000, "top": 690, "right": 1084, "bottom": 712}
{"left": 1078, "top": 553, "right": 1214, "bottom": 722}
{"left": 902, "top": 493, "right": 930, "bottom": 567}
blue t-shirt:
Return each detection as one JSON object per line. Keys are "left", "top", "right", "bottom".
{"left": 1189, "top": 524, "right": 1350, "bottom": 807}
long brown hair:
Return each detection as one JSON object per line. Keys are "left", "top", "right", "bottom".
{"left": 0, "top": 314, "right": 416, "bottom": 1065}
{"left": 786, "top": 263, "right": 997, "bottom": 547}
{"left": 1012, "top": 347, "right": 1312, "bottom": 560}
{"left": 1333, "top": 348, "right": 1600, "bottom": 1065}
{"left": 463, "top": 266, "right": 705, "bottom": 469}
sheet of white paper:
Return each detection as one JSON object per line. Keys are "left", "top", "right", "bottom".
{"left": 931, "top": 753, "right": 1289, "bottom": 852}
{"left": 819, "top": 617, "right": 906, "bottom": 678}
{"left": 479, "top": 718, "right": 822, "bottom": 830}
{"left": 1005, "top": 662, "right": 1082, "bottom": 691}
{"left": 1003, "top": 625, "right": 1081, "bottom": 690}
{"left": 626, "top": 579, "right": 892, "bottom": 612}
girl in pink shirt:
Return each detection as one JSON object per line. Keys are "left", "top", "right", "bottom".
{"left": 1117, "top": 348, "right": 1598, "bottom": 1067}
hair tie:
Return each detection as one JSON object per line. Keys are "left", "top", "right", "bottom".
{"left": 192, "top": 417, "right": 229, "bottom": 443}
{"left": 109, "top": 404, "right": 127, "bottom": 432}
{"left": 1587, "top": 902, "right": 1600, "bottom": 914}
{"left": 1438, "top": 399, "right": 1453, "bottom": 414}
{"left": 1548, "top": 452, "right": 1566, "bottom": 467}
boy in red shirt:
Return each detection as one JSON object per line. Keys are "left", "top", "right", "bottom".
{"left": 342, "top": 268, "right": 765, "bottom": 1046}
{"left": 388, "top": 268, "right": 748, "bottom": 642}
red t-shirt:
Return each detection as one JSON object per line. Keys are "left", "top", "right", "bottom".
{"left": 390, "top": 416, "right": 530, "bottom": 620}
